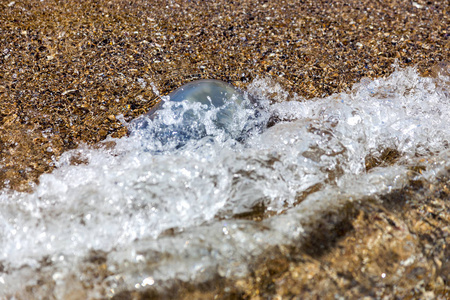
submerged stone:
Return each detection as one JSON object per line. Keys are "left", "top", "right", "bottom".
{"left": 131, "top": 79, "right": 260, "bottom": 148}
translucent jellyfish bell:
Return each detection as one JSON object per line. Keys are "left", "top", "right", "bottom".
{"left": 147, "top": 79, "right": 248, "bottom": 127}
{"left": 166, "top": 79, "right": 246, "bottom": 108}
{"left": 131, "top": 79, "right": 259, "bottom": 149}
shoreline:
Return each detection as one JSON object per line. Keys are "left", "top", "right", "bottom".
{"left": 1, "top": 0, "right": 448, "bottom": 190}
{"left": 0, "top": 0, "right": 449, "bottom": 298}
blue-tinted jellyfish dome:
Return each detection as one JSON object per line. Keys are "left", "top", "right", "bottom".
{"left": 130, "top": 79, "right": 264, "bottom": 150}
{"left": 166, "top": 79, "right": 246, "bottom": 107}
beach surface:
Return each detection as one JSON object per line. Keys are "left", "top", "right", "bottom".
{"left": 0, "top": 0, "right": 449, "bottom": 298}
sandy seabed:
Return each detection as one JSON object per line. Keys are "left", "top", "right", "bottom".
{"left": 0, "top": 0, "right": 449, "bottom": 299}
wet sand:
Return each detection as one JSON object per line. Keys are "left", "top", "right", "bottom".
{"left": 1, "top": 0, "right": 449, "bottom": 298}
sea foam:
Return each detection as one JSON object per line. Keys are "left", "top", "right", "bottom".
{"left": 0, "top": 66, "right": 449, "bottom": 297}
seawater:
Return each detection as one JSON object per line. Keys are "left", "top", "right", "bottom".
{"left": 0, "top": 66, "right": 449, "bottom": 298}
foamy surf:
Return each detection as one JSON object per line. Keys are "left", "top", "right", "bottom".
{"left": 0, "top": 66, "right": 449, "bottom": 298}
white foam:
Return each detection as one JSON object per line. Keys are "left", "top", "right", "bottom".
{"left": 0, "top": 66, "right": 449, "bottom": 297}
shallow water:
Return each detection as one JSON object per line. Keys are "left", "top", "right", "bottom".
{"left": 0, "top": 66, "right": 449, "bottom": 298}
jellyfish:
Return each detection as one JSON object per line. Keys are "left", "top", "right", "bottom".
{"left": 130, "top": 79, "right": 265, "bottom": 149}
